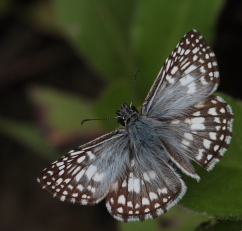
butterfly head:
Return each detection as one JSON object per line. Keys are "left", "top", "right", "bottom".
{"left": 116, "top": 103, "right": 140, "bottom": 127}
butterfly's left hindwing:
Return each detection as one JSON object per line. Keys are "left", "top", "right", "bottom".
{"left": 38, "top": 129, "right": 130, "bottom": 205}
{"left": 106, "top": 151, "right": 186, "bottom": 222}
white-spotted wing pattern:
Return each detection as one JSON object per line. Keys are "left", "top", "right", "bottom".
{"left": 38, "top": 129, "right": 130, "bottom": 205}
{"left": 37, "top": 30, "right": 233, "bottom": 222}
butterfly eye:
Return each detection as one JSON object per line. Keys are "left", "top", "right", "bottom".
{"left": 118, "top": 117, "right": 125, "bottom": 126}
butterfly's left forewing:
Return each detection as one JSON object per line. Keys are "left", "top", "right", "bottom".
{"left": 38, "top": 129, "right": 130, "bottom": 205}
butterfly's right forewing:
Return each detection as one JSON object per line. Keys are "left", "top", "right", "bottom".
{"left": 38, "top": 129, "right": 130, "bottom": 205}
{"left": 142, "top": 30, "right": 219, "bottom": 118}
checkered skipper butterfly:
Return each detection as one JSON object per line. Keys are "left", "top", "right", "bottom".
{"left": 37, "top": 30, "right": 233, "bottom": 222}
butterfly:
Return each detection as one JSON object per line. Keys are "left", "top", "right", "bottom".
{"left": 37, "top": 30, "right": 233, "bottom": 222}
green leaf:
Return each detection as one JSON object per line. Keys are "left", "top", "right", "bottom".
{"left": 29, "top": 86, "right": 105, "bottom": 134}
{"left": 120, "top": 218, "right": 160, "bottom": 231}
{"left": 181, "top": 93, "right": 242, "bottom": 217}
{"left": 120, "top": 206, "right": 209, "bottom": 231}
{"left": 55, "top": 0, "right": 138, "bottom": 81}
{"left": 195, "top": 220, "right": 242, "bottom": 231}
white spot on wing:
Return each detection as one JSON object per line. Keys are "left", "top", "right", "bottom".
{"left": 187, "top": 81, "right": 196, "bottom": 94}
{"left": 159, "top": 188, "right": 168, "bottom": 194}
{"left": 85, "top": 165, "right": 97, "bottom": 180}
{"left": 166, "top": 75, "right": 175, "bottom": 84}
{"left": 122, "top": 180, "right": 127, "bottom": 187}
{"left": 77, "top": 156, "right": 86, "bottom": 163}
{"left": 207, "top": 154, "right": 213, "bottom": 160}
{"left": 77, "top": 184, "right": 84, "bottom": 191}
{"left": 149, "top": 192, "right": 158, "bottom": 200}
{"left": 142, "top": 198, "right": 150, "bottom": 205}
{"left": 180, "top": 75, "right": 194, "bottom": 86}
{"left": 203, "top": 139, "right": 211, "bottom": 149}
{"left": 72, "top": 166, "right": 81, "bottom": 176}
{"left": 192, "top": 111, "right": 201, "bottom": 116}
{"left": 56, "top": 162, "right": 64, "bottom": 167}
{"left": 148, "top": 171, "right": 157, "bottom": 179}
{"left": 133, "top": 178, "right": 140, "bottom": 193}
{"left": 197, "top": 149, "right": 204, "bottom": 160}
{"left": 209, "top": 132, "right": 217, "bottom": 140}
{"left": 208, "top": 107, "right": 217, "bottom": 115}
{"left": 184, "top": 64, "right": 197, "bottom": 74}
{"left": 192, "top": 47, "right": 199, "bottom": 54}
{"left": 171, "top": 66, "right": 178, "bottom": 75}
{"left": 56, "top": 178, "right": 63, "bottom": 185}
{"left": 184, "top": 133, "right": 193, "bottom": 140}
{"left": 86, "top": 151, "right": 95, "bottom": 160}
{"left": 93, "top": 172, "right": 105, "bottom": 182}
{"left": 75, "top": 169, "right": 85, "bottom": 182}
{"left": 214, "top": 145, "right": 219, "bottom": 151}
{"left": 182, "top": 139, "right": 190, "bottom": 146}
{"left": 118, "top": 195, "right": 126, "bottom": 205}
{"left": 220, "top": 108, "right": 226, "bottom": 113}
{"left": 117, "top": 207, "right": 123, "bottom": 213}
{"left": 127, "top": 201, "right": 133, "bottom": 207}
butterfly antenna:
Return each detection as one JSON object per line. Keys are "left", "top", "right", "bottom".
{"left": 130, "top": 70, "right": 140, "bottom": 107}
{"left": 81, "top": 116, "right": 120, "bottom": 125}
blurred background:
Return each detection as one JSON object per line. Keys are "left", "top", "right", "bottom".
{"left": 0, "top": 0, "right": 242, "bottom": 230}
